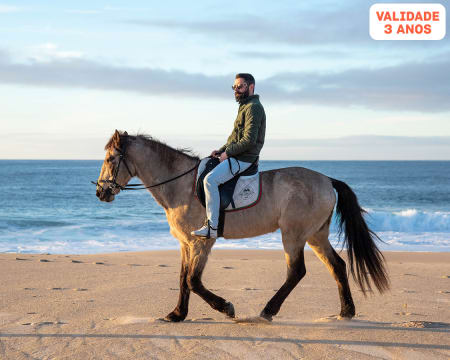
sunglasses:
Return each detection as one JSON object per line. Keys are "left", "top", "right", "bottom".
{"left": 231, "top": 83, "right": 248, "bottom": 91}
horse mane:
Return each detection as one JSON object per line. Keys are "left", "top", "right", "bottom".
{"left": 104, "top": 131, "right": 200, "bottom": 163}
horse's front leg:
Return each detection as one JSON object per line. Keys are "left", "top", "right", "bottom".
{"left": 187, "top": 239, "right": 235, "bottom": 318}
{"left": 165, "top": 243, "right": 191, "bottom": 322}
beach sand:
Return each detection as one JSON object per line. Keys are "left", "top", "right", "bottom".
{"left": 0, "top": 250, "right": 449, "bottom": 359}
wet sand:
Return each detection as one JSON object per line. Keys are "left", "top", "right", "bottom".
{"left": 0, "top": 250, "right": 449, "bottom": 359}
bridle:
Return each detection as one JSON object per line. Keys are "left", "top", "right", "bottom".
{"left": 92, "top": 139, "right": 200, "bottom": 192}
{"left": 91, "top": 147, "right": 134, "bottom": 191}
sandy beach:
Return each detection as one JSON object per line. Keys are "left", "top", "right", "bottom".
{"left": 0, "top": 250, "right": 449, "bottom": 359}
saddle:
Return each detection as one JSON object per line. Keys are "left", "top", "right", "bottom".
{"left": 195, "top": 157, "right": 261, "bottom": 237}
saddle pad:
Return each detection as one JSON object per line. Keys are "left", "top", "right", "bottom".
{"left": 195, "top": 158, "right": 261, "bottom": 212}
{"left": 224, "top": 173, "right": 260, "bottom": 211}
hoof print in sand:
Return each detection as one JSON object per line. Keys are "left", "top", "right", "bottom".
{"left": 393, "top": 321, "right": 450, "bottom": 329}
{"left": 26, "top": 321, "right": 67, "bottom": 328}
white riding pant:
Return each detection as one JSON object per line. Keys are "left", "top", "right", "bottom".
{"left": 204, "top": 158, "right": 252, "bottom": 229}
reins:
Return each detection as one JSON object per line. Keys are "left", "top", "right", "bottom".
{"left": 92, "top": 138, "right": 200, "bottom": 191}
{"left": 118, "top": 161, "right": 200, "bottom": 190}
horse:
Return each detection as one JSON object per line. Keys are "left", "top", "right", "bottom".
{"left": 94, "top": 130, "right": 389, "bottom": 322}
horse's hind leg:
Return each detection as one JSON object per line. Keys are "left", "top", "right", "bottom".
{"left": 260, "top": 229, "right": 307, "bottom": 321}
{"left": 186, "top": 239, "right": 235, "bottom": 318}
{"left": 307, "top": 224, "right": 355, "bottom": 318}
{"left": 165, "top": 243, "right": 191, "bottom": 322}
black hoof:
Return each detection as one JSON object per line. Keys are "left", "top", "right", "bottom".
{"left": 223, "top": 302, "right": 235, "bottom": 318}
{"left": 339, "top": 312, "right": 354, "bottom": 319}
{"left": 339, "top": 310, "right": 355, "bottom": 319}
{"left": 340, "top": 307, "right": 355, "bottom": 319}
{"left": 259, "top": 310, "right": 273, "bottom": 322}
{"left": 164, "top": 311, "right": 186, "bottom": 322}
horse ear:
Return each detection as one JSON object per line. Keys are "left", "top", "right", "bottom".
{"left": 113, "top": 129, "right": 121, "bottom": 148}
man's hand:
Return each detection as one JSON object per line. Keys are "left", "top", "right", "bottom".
{"left": 219, "top": 152, "right": 228, "bottom": 162}
{"left": 210, "top": 150, "right": 221, "bottom": 158}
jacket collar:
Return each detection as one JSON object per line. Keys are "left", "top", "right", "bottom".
{"left": 238, "top": 94, "right": 259, "bottom": 105}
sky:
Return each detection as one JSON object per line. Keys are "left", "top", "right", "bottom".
{"left": 0, "top": 0, "right": 449, "bottom": 160}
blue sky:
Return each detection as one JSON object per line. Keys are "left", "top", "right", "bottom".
{"left": 0, "top": 0, "right": 449, "bottom": 159}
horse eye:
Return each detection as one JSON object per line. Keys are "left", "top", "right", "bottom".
{"left": 107, "top": 156, "right": 114, "bottom": 162}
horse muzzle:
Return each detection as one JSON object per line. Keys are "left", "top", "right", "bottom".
{"left": 96, "top": 187, "right": 116, "bottom": 202}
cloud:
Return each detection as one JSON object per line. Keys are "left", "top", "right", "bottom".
{"left": 0, "top": 49, "right": 449, "bottom": 112}
{"left": 0, "top": 48, "right": 10, "bottom": 63}
{"left": 125, "top": 10, "right": 370, "bottom": 46}
{"left": 28, "top": 43, "right": 84, "bottom": 61}
{"left": 233, "top": 50, "right": 294, "bottom": 60}
{"left": 259, "top": 59, "right": 450, "bottom": 112}
{"left": 125, "top": 2, "right": 450, "bottom": 52}
{"left": 0, "top": 50, "right": 229, "bottom": 98}
{"left": 234, "top": 49, "right": 351, "bottom": 60}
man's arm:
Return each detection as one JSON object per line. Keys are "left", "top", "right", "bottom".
{"left": 225, "top": 105, "right": 263, "bottom": 157}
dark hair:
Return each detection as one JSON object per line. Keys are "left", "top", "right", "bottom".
{"left": 235, "top": 73, "right": 255, "bottom": 85}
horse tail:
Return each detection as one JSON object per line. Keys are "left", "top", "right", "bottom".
{"left": 329, "top": 177, "right": 390, "bottom": 295}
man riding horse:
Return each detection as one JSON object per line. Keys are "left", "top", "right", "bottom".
{"left": 191, "top": 73, "right": 266, "bottom": 239}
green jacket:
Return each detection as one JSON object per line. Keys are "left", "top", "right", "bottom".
{"left": 219, "top": 95, "right": 266, "bottom": 163}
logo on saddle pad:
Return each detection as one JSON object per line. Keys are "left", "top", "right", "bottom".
{"left": 238, "top": 186, "right": 255, "bottom": 201}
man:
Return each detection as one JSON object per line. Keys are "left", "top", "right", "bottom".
{"left": 191, "top": 73, "right": 266, "bottom": 238}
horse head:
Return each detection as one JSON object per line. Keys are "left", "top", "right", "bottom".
{"left": 95, "top": 129, "right": 134, "bottom": 202}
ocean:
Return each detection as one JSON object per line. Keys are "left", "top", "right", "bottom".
{"left": 1, "top": 160, "right": 449, "bottom": 254}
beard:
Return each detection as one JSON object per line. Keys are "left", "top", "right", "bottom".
{"left": 234, "top": 88, "right": 250, "bottom": 103}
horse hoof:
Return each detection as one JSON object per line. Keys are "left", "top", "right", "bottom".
{"left": 164, "top": 311, "right": 186, "bottom": 322}
{"left": 224, "top": 302, "right": 235, "bottom": 318}
{"left": 340, "top": 306, "right": 355, "bottom": 319}
{"left": 259, "top": 310, "right": 273, "bottom": 322}
{"left": 339, "top": 312, "right": 354, "bottom": 320}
